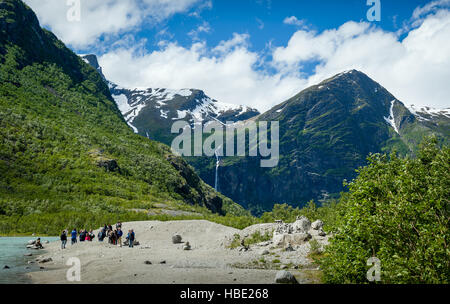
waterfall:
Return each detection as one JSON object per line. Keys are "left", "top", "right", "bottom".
{"left": 214, "top": 146, "right": 221, "bottom": 191}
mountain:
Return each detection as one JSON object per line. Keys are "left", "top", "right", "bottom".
{"left": 189, "top": 70, "right": 450, "bottom": 213}
{"left": 82, "top": 49, "right": 450, "bottom": 214}
{"left": 81, "top": 54, "right": 260, "bottom": 145}
{"left": 0, "top": 0, "right": 245, "bottom": 234}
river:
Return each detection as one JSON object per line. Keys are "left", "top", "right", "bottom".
{"left": 0, "top": 236, "right": 58, "bottom": 284}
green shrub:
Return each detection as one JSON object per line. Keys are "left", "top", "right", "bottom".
{"left": 320, "top": 137, "right": 449, "bottom": 284}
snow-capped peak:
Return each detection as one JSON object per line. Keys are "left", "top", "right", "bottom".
{"left": 408, "top": 104, "right": 450, "bottom": 121}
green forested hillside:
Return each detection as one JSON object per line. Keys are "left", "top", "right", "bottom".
{"left": 0, "top": 0, "right": 246, "bottom": 234}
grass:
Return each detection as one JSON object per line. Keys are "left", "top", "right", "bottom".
{"left": 227, "top": 230, "right": 273, "bottom": 249}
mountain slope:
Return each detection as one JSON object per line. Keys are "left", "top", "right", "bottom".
{"left": 82, "top": 54, "right": 260, "bottom": 145}
{"left": 192, "top": 70, "right": 449, "bottom": 213}
{"left": 0, "top": 0, "right": 244, "bottom": 234}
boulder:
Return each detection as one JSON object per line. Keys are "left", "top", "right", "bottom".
{"left": 144, "top": 261, "right": 152, "bottom": 265}
{"left": 311, "top": 220, "right": 324, "bottom": 230}
{"left": 273, "top": 232, "right": 311, "bottom": 247}
{"left": 292, "top": 216, "right": 311, "bottom": 233}
{"left": 183, "top": 242, "right": 191, "bottom": 250}
{"left": 96, "top": 158, "right": 119, "bottom": 172}
{"left": 285, "top": 243, "right": 295, "bottom": 252}
{"left": 275, "top": 271, "right": 298, "bottom": 284}
{"left": 24, "top": 253, "right": 32, "bottom": 257}
{"left": 172, "top": 234, "right": 182, "bottom": 244}
{"left": 274, "top": 223, "right": 292, "bottom": 235}
{"left": 39, "top": 257, "right": 53, "bottom": 263}
{"left": 260, "top": 249, "right": 270, "bottom": 255}
{"left": 318, "top": 228, "right": 326, "bottom": 237}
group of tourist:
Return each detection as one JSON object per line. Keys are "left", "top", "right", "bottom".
{"left": 60, "top": 222, "right": 136, "bottom": 249}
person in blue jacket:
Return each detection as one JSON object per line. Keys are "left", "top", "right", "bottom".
{"left": 117, "top": 228, "right": 123, "bottom": 247}
{"left": 127, "top": 229, "right": 135, "bottom": 248}
{"left": 71, "top": 228, "right": 77, "bottom": 245}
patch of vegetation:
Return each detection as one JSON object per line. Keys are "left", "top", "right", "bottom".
{"left": 319, "top": 137, "right": 449, "bottom": 284}
{"left": 227, "top": 230, "right": 272, "bottom": 249}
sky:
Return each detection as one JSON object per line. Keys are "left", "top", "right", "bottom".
{"left": 24, "top": 0, "right": 450, "bottom": 112}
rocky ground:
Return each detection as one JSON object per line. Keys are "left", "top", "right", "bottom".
{"left": 26, "top": 218, "right": 328, "bottom": 284}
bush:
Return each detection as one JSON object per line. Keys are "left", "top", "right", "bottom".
{"left": 320, "top": 137, "right": 449, "bottom": 283}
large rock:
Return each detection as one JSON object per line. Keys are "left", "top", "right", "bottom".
{"left": 183, "top": 242, "right": 191, "bottom": 250}
{"left": 273, "top": 232, "right": 311, "bottom": 247}
{"left": 39, "top": 257, "right": 52, "bottom": 263}
{"left": 292, "top": 216, "right": 311, "bottom": 233}
{"left": 318, "top": 228, "right": 326, "bottom": 237}
{"left": 311, "top": 220, "right": 324, "bottom": 230}
{"left": 275, "top": 271, "right": 298, "bottom": 284}
{"left": 274, "top": 223, "right": 293, "bottom": 235}
{"left": 96, "top": 158, "right": 119, "bottom": 172}
{"left": 172, "top": 234, "right": 182, "bottom": 244}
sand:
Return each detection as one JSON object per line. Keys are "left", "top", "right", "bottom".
{"left": 26, "top": 220, "right": 323, "bottom": 284}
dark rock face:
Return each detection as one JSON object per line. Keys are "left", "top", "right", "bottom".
{"left": 96, "top": 158, "right": 119, "bottom": 172}
{"left": 166, "top": 155, "right": 224, "bottom": 214}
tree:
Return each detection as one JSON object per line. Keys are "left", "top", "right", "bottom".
{"left": 320, "top": 137, "right": 449, "bottom": 283}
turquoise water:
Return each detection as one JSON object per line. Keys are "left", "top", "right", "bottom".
{"left": 0, "top": 236, "right": 58, "bottom": 284}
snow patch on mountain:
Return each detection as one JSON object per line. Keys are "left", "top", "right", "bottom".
{"left": 408, "top": 105, "right": 450, "bottom": 121}
{"left": 384, "top": 100, "right": 399, "bottom": 134}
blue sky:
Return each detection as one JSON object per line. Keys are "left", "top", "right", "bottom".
{"left": 150, "top": 0, "right": 422, "bottom": 53}
{"left": 25, "top": 0, "right": 450, "bottom": 111}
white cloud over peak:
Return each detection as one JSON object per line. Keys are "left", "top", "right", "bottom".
{"left": 24, "top": 0, "right": 206, "bottom": 48}
{"left": 99, "top": 9, "right": 450, "bottom": 112}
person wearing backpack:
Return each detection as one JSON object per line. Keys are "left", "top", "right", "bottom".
{"left": 71, "top": 228, "right": 77, "bottom": 245}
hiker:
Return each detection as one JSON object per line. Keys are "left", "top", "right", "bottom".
{"left": 110, "top": 230, "right": 116, "bottom": 245}
{"left": 116, "top": 221, "right": 122, "bottom": 230}
{"left": 71, "top": 228, "right": 77, "bottom": 245}
{"left": 127, "top": 229, "right": 135, "bottom": 248}
{"left": 60, "top": 230, "right": 67, "bottom": 249}
{"left": 85, "top": 230, "right": 91, "bottom": 241}
{"left": 98, "top": 227, "right": 106, "bottom": 242}
{"left": 108, "top": 230, "right": 113, "bottom": 244}
{"left": 79, "top": 229, "right": 86, "bottom": 242}
{"left": 117, "top": 228, "right": 123, "bottom": 247}
{"left": 88, "top": 230, "right": 95, "bottom": 241}
{"left": 35, "top": 238, "right": 44, "bottom": 249}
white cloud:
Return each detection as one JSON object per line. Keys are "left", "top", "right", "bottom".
{"left": 188, "top": 21, "right": 211, "bottom": 41}
{"left": 24, "top": 0, "right": 206, "bottom": 48}
{"left": 99, "top": 33, "right": 303, "bottom": 111}
{"left": 283, "top": 16, "right": 308, "bottom": 29}
{"left": 274, "top": 10, "right": 450, "bottom": 110}
{"left": 99, "top": 9, "right": 450, "bottom": 112}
